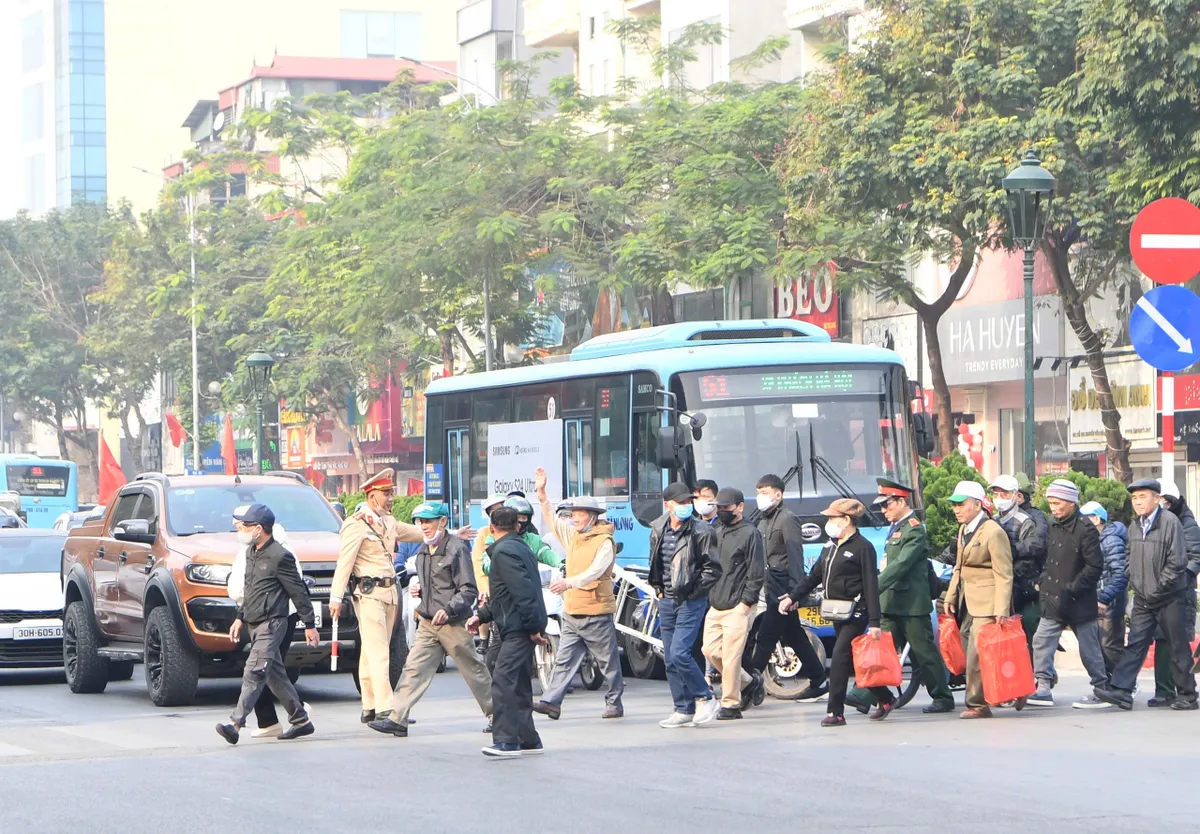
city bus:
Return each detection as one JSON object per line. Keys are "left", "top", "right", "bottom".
{"left": 0, "top": 456, "right": 80, "bottom": 529}
{"left": 423, "top": 319, "right": 934, "bottom": 679}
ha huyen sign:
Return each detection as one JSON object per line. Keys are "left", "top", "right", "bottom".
{"left": 937, "top": 297, "right": 1064, "bottom": 386}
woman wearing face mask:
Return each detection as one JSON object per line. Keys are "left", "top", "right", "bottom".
{"left": 227, "top": 516, "right": 309, "bottom": 738}
{"left": 779, "top": 498, "right": 893, "bottom": 727}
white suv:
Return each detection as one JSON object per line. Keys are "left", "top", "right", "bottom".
{"left": 0, "top": 530, "right": 67, "bottom": 668}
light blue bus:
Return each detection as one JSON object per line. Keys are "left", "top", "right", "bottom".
{"left": 423, "top": 320, "right": 934, "bottom": 680}
{"left": 0, "top": 455, "right": 80, "bottom": 529}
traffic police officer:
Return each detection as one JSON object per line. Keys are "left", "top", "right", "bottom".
{"left": 848, "top": 479, "right": 955, "bottom": 714}
{"left": 331, "top": 469, "right": 420, "bottom": 724}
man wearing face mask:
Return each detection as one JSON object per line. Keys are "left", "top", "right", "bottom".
{"left": 694, "top": 480, "right": 720, "bottom": 526}
{"left": 369, "top": 502, "right": 493, "bottom": 737}
{"left": 216, "top": 504, "right": 319, "bottom": 745}
{"left": 330, "top": 469, "right": 422, "bottom": 725}
{"left": 989, "top": 474, "right": 1046, "bottom": 650}
{"left": 746, "top": 474, "right": 829, "bottom": 700}
{"left": 531, "top": 467, "right": 625, "bottom": 720}
{"left": 701, "top": 487, "right": 765, "bottom": 719}
{"left": 649, "top": 483, "right": 722, "bottom": 728}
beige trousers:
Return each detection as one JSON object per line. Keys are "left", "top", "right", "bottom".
{"left": 353, "top": 592, "right": 398, "bottom": 713}
{"left": 390, "top": 618, "right": 493, "bottom": 724}
{"left": 960, "top": 612, "right": 996, "bottom": 710}
{"left": 702, "top": 605, "right": 754, "bottom": 708}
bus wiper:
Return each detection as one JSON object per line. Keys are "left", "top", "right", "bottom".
{"left": 807, "top": 425, "right": 883, "bottom": 526}
{"left": 778, "top": 430, "right": 804, "bottom": 501}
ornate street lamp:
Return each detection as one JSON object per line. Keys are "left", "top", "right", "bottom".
{"left": 245, "top": 350, "right": 275, "bottom": 473}
{"left": 1002, "top": 150, "right": 1057, "bottom": 479}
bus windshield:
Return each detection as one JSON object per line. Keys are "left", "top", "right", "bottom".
{"left": 678, "top": 365, "right": 915, "bottom": 510}
{"left": 6, "top": 464, "right": 71, "bottom": 497}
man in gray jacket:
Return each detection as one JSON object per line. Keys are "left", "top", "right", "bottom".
{"left": 369, "top": 501, "right": 492, "bottom": 737}
{"left": 1095, "top": 480, "right": 1198, "bottom": 711}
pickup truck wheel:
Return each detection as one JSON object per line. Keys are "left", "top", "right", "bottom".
{"left": 145, "top": 606, "right": 199, "bottom": 707}
{"left": 107, "top": 660, "right": 136, "bottom": 682}
{"left": 63, "top": 601, "right": 108, "bottom": 694}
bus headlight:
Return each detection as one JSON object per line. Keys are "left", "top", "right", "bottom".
{"left": 186, "top": 564, "right": 233, "bottom": 586}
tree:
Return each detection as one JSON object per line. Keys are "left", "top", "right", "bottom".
{"left": 780, "top": 0, "right": 1182, "bottom": 481}
{"left": 919, "top": 453, "right": 989, "bottom": 552}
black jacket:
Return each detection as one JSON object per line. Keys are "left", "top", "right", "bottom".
{"left": 789, "top": 531, "right": 883, "bottom": 628}
{"left": 757, "top": 504, "right": 808, "bottom": 600}
{"left": 997, "top": 507, "right": 1046, "bottom": 608}
{"left": 478, "top": 534, "right": 547, "bottom": 636}
{"left": 1040, "top": 509, "right": 1102, "bottom": 625}
{"left": 648, "top": 515, "right": 721, "bottom": 601}
{"left": 708, "top": 518, "right": 765, "bottom": 610}
{"left": 1170, "top": 502, "right": 1200, "bottom": 579}
{"left": 237, "top": 538, "right": 315, "bottom": 627}
{"left": 414, "top": 535, "right": 478, "bottom": 623}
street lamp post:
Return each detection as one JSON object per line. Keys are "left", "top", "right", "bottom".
{"left": 245, "top": 350, "right": 275, "bottom": 473}
{"left": 1002, "top": 150, "right": 1057, "bottom": 480}
{"left": 397, "top": 56, "right": 501, "bottom": 108}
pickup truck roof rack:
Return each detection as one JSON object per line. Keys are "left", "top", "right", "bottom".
{"left": 134, "top": 472, "right": 171, "bottom": 487}
{"left": 262, "top": 470, "right": 309, "bottom": 486}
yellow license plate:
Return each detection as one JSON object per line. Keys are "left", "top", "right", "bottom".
{"left": 796, "top": 606, "right": 832, "bottom": 627}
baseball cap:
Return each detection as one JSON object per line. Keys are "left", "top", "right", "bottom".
{"left": 715, "top": 487, "right": 745, "bottom": 507}
{"left": 988, "top": 475, "right": 1020, "bottom": 494}
{"left": 663, "top": 483, "right": 694, "bottom": 503}
{"left": 233, "top": 503, "right": 275, "bottom": 527}
{"left": 411, "top": 502, "right": 449, "bottom": 520}
{"left": 947, "top": 482, "right": 986, "bottom": 504}
{"left": 1079, "top": 501, "right": 1108, "bottom": 523}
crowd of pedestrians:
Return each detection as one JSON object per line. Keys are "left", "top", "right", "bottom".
{"left": 212, "top": 465, "right": 1200, "bottom": 755}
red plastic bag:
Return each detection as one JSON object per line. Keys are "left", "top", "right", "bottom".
{"left": 852, "top": 631, "right": 903, "bottom": 688}
{"left": 977, "top": 616, "right": 1036, "bottom": 705}
{"left": 938, "top": 614, "right": 967, "bottom": 676}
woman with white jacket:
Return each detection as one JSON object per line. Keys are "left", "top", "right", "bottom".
{"left": 228, "top": 523, "right": 310, "bottom": 737}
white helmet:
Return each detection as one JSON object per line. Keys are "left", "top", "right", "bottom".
{"left": 1160, "top": 481, "right": 1181, "bottom": 501}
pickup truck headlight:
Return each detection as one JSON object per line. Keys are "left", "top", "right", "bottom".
{"left": 186, "top": 563, "right": 233, "bottom": 586}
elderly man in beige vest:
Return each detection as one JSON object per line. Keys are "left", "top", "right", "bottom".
{"left": 530, "top": 466, "right": 625, "bottom": 720}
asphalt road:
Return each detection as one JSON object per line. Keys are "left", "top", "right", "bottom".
{"left": 1, "top": 663, "right": 1197, "bottom": 833}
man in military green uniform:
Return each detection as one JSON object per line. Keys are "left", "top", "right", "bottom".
{"left": 848, "top": 479, "right": 955, "bottom": 714}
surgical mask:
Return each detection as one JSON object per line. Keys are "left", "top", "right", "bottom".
{"left": 756, "top": 494, "right": 779, "bottom": 512}
{"left": 672, "top": 504, "right": 694, "bottom": 521}
{"left": 236, "top": 529, "right": 255, "bottom": 545}
{"left": 422, "top": 529, "right": 445, "bottom": 546}
{"left": 573, "top": 515, "right": 596, "bottom": 533}
{"left": 694, "top": 500, "right": 715, "bottom": 517}
{"left": 717, "top": 510, "right": 737, "bottom": 526}
{"left": 824, "top": 520, "right": 847, "bottom": 540}
{"left": 995, "top": 497, "right": 1015, "bottom": 514}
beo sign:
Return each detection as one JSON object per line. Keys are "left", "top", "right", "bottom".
{"left": 1067, "top": 357, "right": 1157, "bottom": 451}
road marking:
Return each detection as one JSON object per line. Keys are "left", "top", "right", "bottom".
{"left": 0, "top": 742, "right": 33, "bottom": 758}
{"left": 1136, "top": 295, "right": 1194, "bottom": 353}
{"left": 1142, "top": 234, "right": 1200, "bottom": 249}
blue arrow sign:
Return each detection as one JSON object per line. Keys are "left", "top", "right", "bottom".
{"left": 1130, "top": 285, "right": 1200, "bottom": 371}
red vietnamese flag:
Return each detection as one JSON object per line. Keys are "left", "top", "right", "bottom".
{"left": 164, "top": 411, "right": 186, "bottom": 448}
{"left": 221, "top": 413, "right": 238, "bottom": 475}
{"left": 98, "top": 437, "right": 127, "bottom": 505}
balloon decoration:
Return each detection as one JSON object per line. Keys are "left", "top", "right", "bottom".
{"left": 958, "top": 420, "right": 985, "bottom": 472}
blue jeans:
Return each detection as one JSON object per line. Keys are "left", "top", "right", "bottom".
{"left": 659, "top": 595, "right": 712, "bottom": 714}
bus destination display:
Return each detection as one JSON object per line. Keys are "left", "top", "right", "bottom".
{"left": 697, "top": 369, "right": 880, "bottom": 401}
{"left": 5, "top": 465, "right": 70, "bottom": 497}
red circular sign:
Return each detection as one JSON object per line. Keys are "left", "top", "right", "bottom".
{"left": 1130, "top": 197, "right": 1200, "bottom": 285}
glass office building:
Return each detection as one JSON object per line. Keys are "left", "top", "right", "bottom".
{"left": 56, "top": 0, "right": 106, "bottom": 205}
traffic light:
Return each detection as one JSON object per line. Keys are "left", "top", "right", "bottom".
{"left": 262, "top": 401, "right": 281, "bottom": 471}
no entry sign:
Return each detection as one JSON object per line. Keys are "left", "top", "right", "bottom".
{"left": 1130, "top": 197, "right": 1200, "bottom": 285}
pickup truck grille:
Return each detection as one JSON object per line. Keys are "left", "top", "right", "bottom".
{"left": 301, "top": 561, "right": 339, "bottom": 600}
{"left": 0, "top": 609, "right": 62, "bottom": 623}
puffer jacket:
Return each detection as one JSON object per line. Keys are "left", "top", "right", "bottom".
{"left": 1097, "top": 522, "right": 1129, "bottom": 607}
{"left": 996, "top": 507, "right": 1045, "bottom": 608}
{"left": 1168, "top": 502, "right": 1200, "bottom": 639}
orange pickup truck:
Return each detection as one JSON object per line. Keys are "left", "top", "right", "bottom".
{"left": 60, "top": 472, "right": 404, "bottom": 706}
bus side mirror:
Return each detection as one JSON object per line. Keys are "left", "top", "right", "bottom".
{"left": 913, "top": 412, "right": 935, "bottom": 457}
{"left": 656, "top": 427, "right": 680, "bottom": 470}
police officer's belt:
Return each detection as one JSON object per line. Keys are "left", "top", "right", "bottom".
{"left": 352, "top": 576, "right": 397, "bottom": 594}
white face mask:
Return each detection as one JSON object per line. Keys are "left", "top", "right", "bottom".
{"left": 756, "top": 494, "right": 779, "bottom": 512}
{"left": 995, "top": 497, "right": 1015, "bottom": 514}
{"left": 422, "top": 529, "right": 444, "bottom": 546}
{"left": 824, "top": 520, "right": 846, "bottom": 540}
{"left": 237, "top": 529, "right": 255, "bottom": 545}
{"left": 693, "top": 500, "right": 715, "bottom": 517}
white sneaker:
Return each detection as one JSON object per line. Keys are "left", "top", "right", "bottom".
{"left": 659, "top": 712, "right": 696, "bottom": 729}
{"left": 693, "top": 697, "right": 719, "bottom": 726}
{"left": 1072, "top": 695, "right": 1113, "bottom": 710}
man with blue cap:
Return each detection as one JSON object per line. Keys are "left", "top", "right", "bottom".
{"left": 216, "top": 503, "right": 319, "bottom": 745}
{"left": 369, "top": 501, "right": 493, "bottom": 737}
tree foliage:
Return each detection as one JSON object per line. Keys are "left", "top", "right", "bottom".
{"left": 919, "top": 453, "right": 989, "bottom": 552}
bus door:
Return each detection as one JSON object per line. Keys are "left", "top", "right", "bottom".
{"left": 564, "top": 418, "right": 592, "bottom": 497}
{"left": 446, "top": 428, "right": 470, "bottom": 529}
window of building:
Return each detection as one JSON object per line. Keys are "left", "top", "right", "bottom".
{"left": 588, "top": 16, "right": 596, "bottom": 39}
{"left": 22, "top": 84, "right": 44, "bottom": 143}
{"left": 674, "top": 288, "right": 726, "bottom": 322}
{"left": 341, "top": 11, "right": 424, "bottom": 59}
{"left": 588, "top": 64, "right": 595, "bottom": 95}
{"left": 21, "top": 12, "right": 44, "bottom": 72}
{"left": 602, "top": 59, "right": 610, "bottom": 94}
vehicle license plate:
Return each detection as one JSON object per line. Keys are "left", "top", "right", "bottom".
{"left": 14, "top": 625, "right": 62, "bottom": 640}
{"left": 796, "top": 606, "right": 832, "bottom": 628}
{"left": 312, "top": 605, "right": 322, "bottom": 629}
